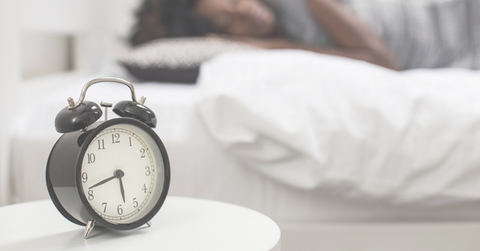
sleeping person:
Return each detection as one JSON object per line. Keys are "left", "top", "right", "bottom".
{"left": 129, "top": 0, "right": 480, "bottom": 71}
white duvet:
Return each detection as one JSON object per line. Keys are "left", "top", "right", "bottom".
{"left": 196, "top": 50, "right": 480, "bottom": 205}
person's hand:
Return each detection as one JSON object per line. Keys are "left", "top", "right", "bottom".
{"left": 206, "top": 33, "right": 294, "bottom": 49}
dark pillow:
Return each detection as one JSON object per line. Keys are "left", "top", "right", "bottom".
{"left": 119, "top": 37, "right": 259, "bottom": 84}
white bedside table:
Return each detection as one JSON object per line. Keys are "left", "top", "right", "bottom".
{"left": 0, "top": 196, "right": 281, "bottom": 251}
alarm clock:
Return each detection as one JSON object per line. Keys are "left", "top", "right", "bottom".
{"left": 46, "top": 77, "right": 170, "bottom": 239}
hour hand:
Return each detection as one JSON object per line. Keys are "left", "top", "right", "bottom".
{"left": 89, "top": 175, "right": 116, "bottom": 189}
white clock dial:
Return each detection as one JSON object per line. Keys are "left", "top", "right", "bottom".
{"left": 80, "top": 123, "right": 164, "bottom": 224}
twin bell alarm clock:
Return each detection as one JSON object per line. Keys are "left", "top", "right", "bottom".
{"left": 46, "top": 77, "right": 170, "bottom": 239}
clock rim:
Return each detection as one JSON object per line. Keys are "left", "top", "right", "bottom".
{"left": 76, "top": 117, "right": 170, "bottom": 230}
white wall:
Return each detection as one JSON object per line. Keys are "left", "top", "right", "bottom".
{"left": 20, "top": 0, "right": 141, "bottom": 78}
{"left": 21, "top": 32, "right": 71, "bottom": 79}
{"left": 0, "top": 1, "right": 21, "bottom": 206}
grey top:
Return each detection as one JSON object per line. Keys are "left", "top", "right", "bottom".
{"left": 262, "top": 0, "right": 480, "bottom": 70}
{"left": 262, "top": 0, "right": 336, "bottom": 47}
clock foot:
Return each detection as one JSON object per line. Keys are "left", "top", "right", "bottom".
{"left": 84, "top": 219, "right": 96, "bottom": 239}
{"left": 146, "top": 221, "right": 152, "bottom": 227}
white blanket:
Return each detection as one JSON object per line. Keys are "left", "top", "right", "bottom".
{"left": 196, "top": 50, "right": 480, "bottom": 205}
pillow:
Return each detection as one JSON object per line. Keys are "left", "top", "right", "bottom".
{"left": 119, "top": 37, "right": 260, "bottom": 84}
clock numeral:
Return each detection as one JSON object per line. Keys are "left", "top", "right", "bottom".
{"left": 102, "top": 202, "right": 107, "bottom": 213}
{"left": 112, "top": 133, "right": 120, "bottom": 144}
{"left": 129, "top": 137, "right": 132, "bottom": 147}
{"left": 142, "top": 184, "right": 147, "bottom": 193}
{"left": 140, "top": 148, "right": 146, "bottom": 158}
{"left": 117, "top": 204, "right": 123, "bottom": 215}
{"left": 88, "top": 190, "right": 94, "bottom": 201}
{"left": 97, "top": 139, "right": 105, "bottom": 150}
{"left": 145, "top": 166, "right": 151, "bottom": 176}
{"left": 133, "top": 198, "right": 138, "bottom": 208}
{"left": 82, "top": 172, "right": 88, "bottom": 183}
{"left": 87, "top": 153, "right": 95, "bottom": 164}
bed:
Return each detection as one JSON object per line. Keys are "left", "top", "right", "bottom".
{"left": 6, "top": 0, "right": 480, "bottom": 250}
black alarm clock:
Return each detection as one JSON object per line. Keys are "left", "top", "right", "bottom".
{"left": 46, "top": 77, "right": 170, "bottom": 239}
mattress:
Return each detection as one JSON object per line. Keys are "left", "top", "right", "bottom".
{"left": 9, "top": 52, "right": 480, "bottom": 225}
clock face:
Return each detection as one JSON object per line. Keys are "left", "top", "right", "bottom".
{"left": 79, "top": 122, "right": 165, "bottom": 225}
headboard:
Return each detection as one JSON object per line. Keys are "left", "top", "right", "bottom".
{"left": 21, "top": 0, "right": 141, "bottom": 77}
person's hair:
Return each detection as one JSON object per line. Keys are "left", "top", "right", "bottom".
{"left": 129, "top": 0, "right": 218, "bottom": 46}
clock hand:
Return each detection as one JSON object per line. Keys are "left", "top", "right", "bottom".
{"left": 88, "top": 169, "right": 125, "bottom": 190}
{"left": 89, "top": 170, "right": 126, "bottom": 203}
{"left": 115, "top": 170, "right": 126, "bottom": 203}
{"left": 118, "top": 177, "right": 126, "bottom": 203}
{"left": 89, "top": 175, "right": 116, "bottom": 189}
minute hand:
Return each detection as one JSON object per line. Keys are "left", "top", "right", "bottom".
{"left": 119, "top": 177, "right": 125, "bottom": 203}
{"left": 89, "top": 175, "right": 116, "bottom": 189}
{"left": 116, "top": 170, "right": 126, "bottom": 203}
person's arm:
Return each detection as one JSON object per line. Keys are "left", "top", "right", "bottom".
{"left": 306, "top": 0, "right": 399, "bottom": 70}
{"left": 213, "top": 0, "right": 399, "bottom": 70}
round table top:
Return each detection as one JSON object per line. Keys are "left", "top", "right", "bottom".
{"left": 0, "top": 196, "right": 281, "bottom": 251}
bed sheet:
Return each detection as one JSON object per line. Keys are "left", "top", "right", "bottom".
{"left": 197, "top": 50, "right": 480, "bottom": 207}
{"left": 8, "top": 62, "right": 480, "bottom": 225}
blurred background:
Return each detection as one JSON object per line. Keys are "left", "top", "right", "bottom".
{"left": 0, "top": 0, "right": 140, "bottom": 206}
{"left": 3, "top": 1, "right": 480, "bottom": 250}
